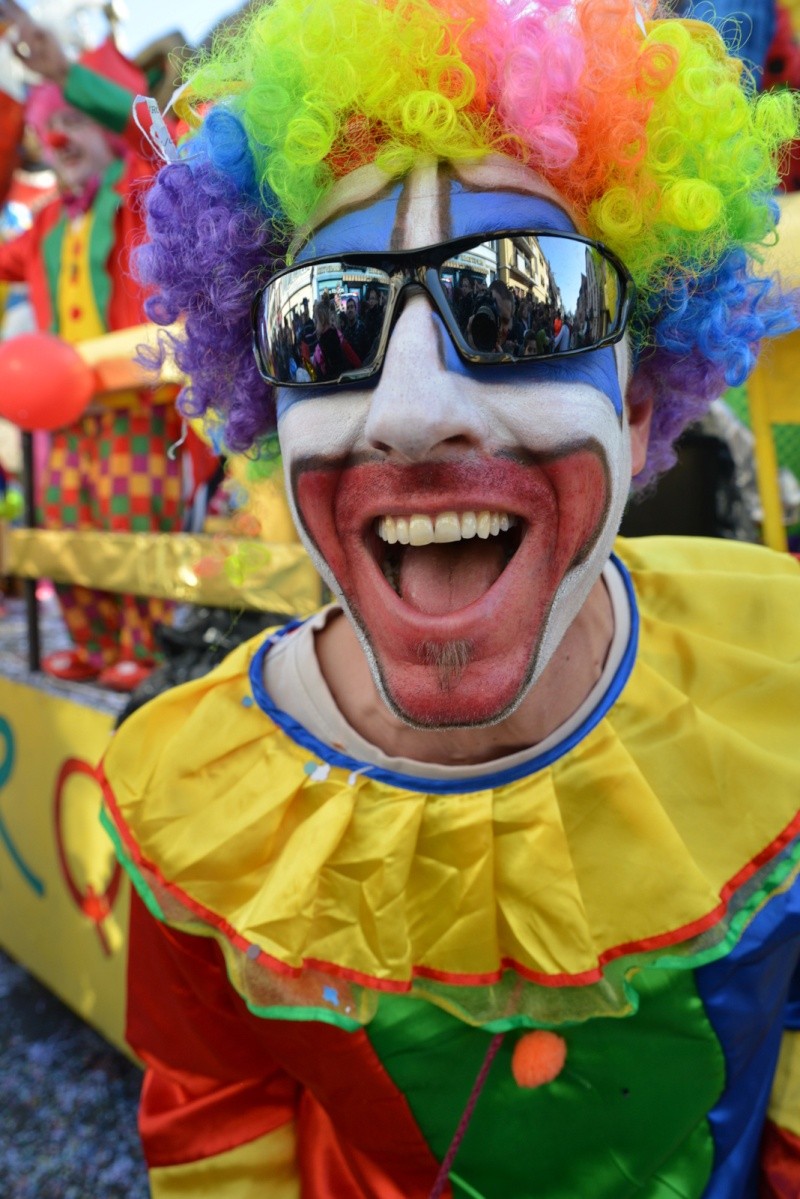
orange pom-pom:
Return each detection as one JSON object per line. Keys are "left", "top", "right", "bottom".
{"left": 511, "top": 1030, "right": 567, "bottom": 1089}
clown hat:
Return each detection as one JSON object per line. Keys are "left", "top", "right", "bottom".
{"left": 79, "top": 38, "right": 148, "bottom": 96}
{"left": 26, "top": 38, "right": 147, "bottom": 142}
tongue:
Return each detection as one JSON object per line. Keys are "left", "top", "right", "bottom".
{"left": 398, "top": 540, "right": 507, "bottom": 616}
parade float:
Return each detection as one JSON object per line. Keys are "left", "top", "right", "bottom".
{"left": 0, "top": 321, "right": 320, "bottom": 1055}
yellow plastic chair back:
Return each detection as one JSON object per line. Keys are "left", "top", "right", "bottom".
{"left": 747, "top": 332, "right": 800, "bottom": 552}
{"left": 749, "top": 193, "right": 800, "bottom": 552}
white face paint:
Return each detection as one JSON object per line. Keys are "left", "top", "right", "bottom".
{"left": 276, "top": 157, "right": 635, "bottom": 729}
{"left": 46, "top": 107, "right": 115, "bottom": 195}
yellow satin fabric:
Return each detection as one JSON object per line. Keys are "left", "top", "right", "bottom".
{"left": 103, "top": 537, "right": 800, "bottom": 1007}
{"left": 57, "top": 214, "right": 105, "bottom": 343}
{"left": 149, "top": 1124, "right": 299, "bottom": 1199}
{"left": 769, "top": 1032, "right": 800, "bottom": 1138}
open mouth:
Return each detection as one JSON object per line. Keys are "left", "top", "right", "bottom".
{"left": 55, "top": 150, "right": 87, "bottom": 176}
{"left": 372, "top": 510, "right": 524, "bottom": 616}
{"left": 293, "top": 449, "right": 611, "bottom": 724}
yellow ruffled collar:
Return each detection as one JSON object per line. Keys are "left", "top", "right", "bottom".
{"left": 101, "top": 537, "right": 800, "bottom": 1027}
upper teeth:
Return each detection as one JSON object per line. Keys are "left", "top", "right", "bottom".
{"left": 377, "top": 511, "right": 517, "bottom": 546}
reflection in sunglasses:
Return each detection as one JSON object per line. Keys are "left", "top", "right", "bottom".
{"left": 253, "top": 232, "right": 632, "bottom": 387}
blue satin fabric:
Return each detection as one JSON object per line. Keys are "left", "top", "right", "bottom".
{"left": 786, "top": 961, "right": 800, "bottom": 1030}
{"left": 695, "top": 870, "right": 800, "bottom": 1198}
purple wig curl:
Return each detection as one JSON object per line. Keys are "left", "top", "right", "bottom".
{"left": 135, "top": 156, "right": 279, "bottom": 453}
{"left": 629, "top": 242, "right": 798, "bottom": 487}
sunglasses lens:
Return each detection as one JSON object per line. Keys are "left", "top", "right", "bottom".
{"left": 438, "top": 234, "right": 625, "bottom": 358}
{"left": 255, "top": 263, "right": 391, "bottom": 385}
{"left": 254, "top": 234, "right": 629, "bottom": 385}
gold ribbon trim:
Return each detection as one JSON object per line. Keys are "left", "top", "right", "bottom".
{"left": 4, "top": 529, "right": 322, "bottom": 615}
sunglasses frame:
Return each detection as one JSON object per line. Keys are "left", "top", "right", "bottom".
{"left": 251, "top": 230, "right": 636, "bottom": 388}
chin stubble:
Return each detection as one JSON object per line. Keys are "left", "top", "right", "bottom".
{"left": 419, "top": 639, "right": 474, "bottom": 692}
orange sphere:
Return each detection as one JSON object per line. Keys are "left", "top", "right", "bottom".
{"left": 0, "top": 333, "right": 95, "bottom": 432}
{"left": 511, "top": 1030, "right": 567, "bottom": 1089}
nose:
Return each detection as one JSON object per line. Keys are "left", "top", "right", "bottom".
{"left": 364, "top": 293, "right": 489, "bottom": 461}
{"left": 45, "top": 130, "right": 69, "bottom": 151}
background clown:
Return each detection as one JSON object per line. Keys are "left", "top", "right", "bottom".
{"left": 0, "top": 0, "right": 213, "bottom": 691}
{"left": 100, "top": 0, "right": 800, "bottom": 1195}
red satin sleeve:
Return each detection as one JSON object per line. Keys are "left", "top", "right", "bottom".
{"left": 0, "top": 220, "right": 37, "bottom": 286}
{"left": 759, "top": 1120, "right": 800, "bottom": 1199}
{"left": 126, "top": 889, "right": 302, "bottom": 1169}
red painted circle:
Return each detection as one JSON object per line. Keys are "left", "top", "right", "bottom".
{"left": 53, "top": 757, "right": 121, "bottom": 926}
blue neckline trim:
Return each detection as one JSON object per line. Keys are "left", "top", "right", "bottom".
{"left": 248, "top": 553, "right": 640, "bottom": 796}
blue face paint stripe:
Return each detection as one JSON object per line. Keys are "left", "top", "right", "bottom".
{"left": 447, "top": 184, "right": 577, "bottom": 239}
{"left": 277, "top": 346, "right": 622, "bottom": 422}
{"left": 299, "top": 181, "right": 576, "bottom": 258}
{"left": 298, "top": 182, "right": 406, "bottom": 260}
{"left": 277, "top": 385, "right": 318, "bottom": 420}
{"left": 428, "top": 312, "right": 623, "bottom": 416}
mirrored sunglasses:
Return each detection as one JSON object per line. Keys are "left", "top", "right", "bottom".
{"left": 252, "top": 230, "right": 635, "bottom": 388}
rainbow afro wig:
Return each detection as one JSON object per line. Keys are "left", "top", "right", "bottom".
{"left": 138, "top": 0, "right": 800, "bottom": 484}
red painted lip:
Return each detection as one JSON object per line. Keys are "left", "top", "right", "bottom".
{"left": 295, "top": 450, "right": 609, "bottom": 723}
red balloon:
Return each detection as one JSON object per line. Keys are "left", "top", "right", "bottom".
{"left": 0, "top": 333, "right": 96, "bottom": 432}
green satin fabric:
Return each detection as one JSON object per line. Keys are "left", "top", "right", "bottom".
{"left": 41, "top": 159, "right": 123, "bottom": 335}
{"left": 87, "top": 159, "right": 124, "bottom": 328}
{"left": 367, "top": 966, "right": 722, "bottom": 1198}
{"left": 42, "top": 215, "right": 66, "bottom": 333}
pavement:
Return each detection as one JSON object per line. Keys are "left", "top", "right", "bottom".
{"left": 0, "top": 948, "right": 149, "bottom": 1198}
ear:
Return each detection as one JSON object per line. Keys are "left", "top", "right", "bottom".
{"left": 615, "top": 337, "right": 652, "bottom": 477}
{"left": 628, "top": 391, "right": 653, "bottom": 477}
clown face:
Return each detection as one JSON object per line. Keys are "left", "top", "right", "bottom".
{"left": 277, "top": 157, "right": 645, "bottom": 729}
{"left": 46, "top": 107, "right": 114, "bottom": 196}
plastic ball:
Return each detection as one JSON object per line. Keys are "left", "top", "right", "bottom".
{"left": 511, "top": 1030, "right": 567, "bottom": 1088}
{"left": 0, "top": 333, "right": 96, "bottom": 431}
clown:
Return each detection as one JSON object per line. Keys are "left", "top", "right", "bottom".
{"left": 100, "top": 0, "right": 800, "bottom": 1195}
{"left": 0, "top": 0, "right": 215, "bottom": 691}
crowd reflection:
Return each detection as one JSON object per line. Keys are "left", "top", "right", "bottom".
{"left": 265, "top": 287, "right": 387, "bottom": 384}
{"left": 453, "top": 274, "right": 591, "bottom": 358}
{"left": 259, "top": 236, "right": 619, "bottom": 383}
